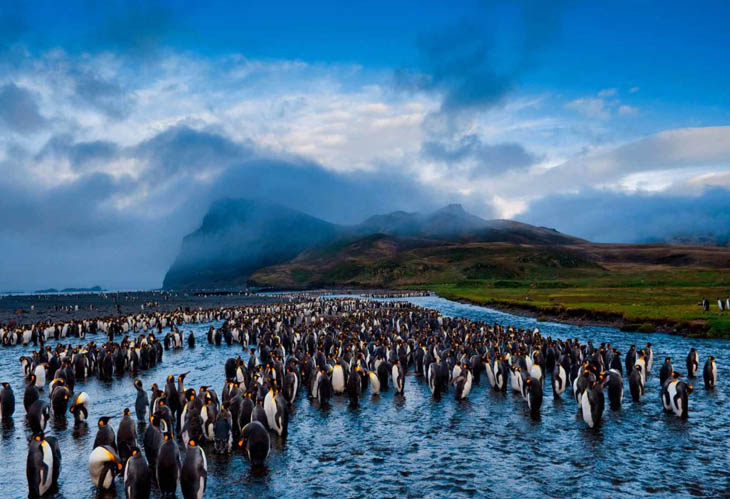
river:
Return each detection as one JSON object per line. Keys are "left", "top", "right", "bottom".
{"left": 1, "top": 295, "right": 727, "bottom": 498}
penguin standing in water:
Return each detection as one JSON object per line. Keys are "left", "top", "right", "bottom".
{"left": 27, "top": 432, "right": 62, "bottom": 498}
{"left": 525, "top": 377, "right": 542, "bottom": 418}
{"left": 453, "top": 364, "right": 473, "bottom": 401}
{"left": 134, "top": 379, "right": 149, "bottom": 422}
{"left": 661, "top": 378, "right": 693, "bottom": 419}
{"left": 625, "top": 346, "right": 637, "bottom": 377}
{"left": 629, "top": 365, "right": 645, "bottom": 402}
{"left": 331, "top": 363, "right": 346, "bottom": 394}
{"left": 157, "top": 432, "right": 181, "bottom": 496}
{"left": 1, "top": 382, "right": 15, "bottom": 422}
{"left": 124, "top": 447, "right": 151, "bottom": 499}
{"left": 117, "top": 408, "right": 138, "bottom": 464}
{"left": 347, "top": 366, "right": 362, "bottom": 406}
{"left": 89, "top": 445, "right": 122, "bottom": 492}
{"left": 28, "top": 400, "right": 50, "bottom": 434}
{"left": 93, "top": 416, "right": 117, "bottom": 452}
{"left": 659, "top": 357, "right": 674, "bottom": 386}
{"left": 271, "top": 391, "right": 289, "bottom": 438}
{"left": 428, "top": 362, "right": 442, "bottom": 400}
{"left": 143, "top": 414, "right": 165, "bottom": 471}
{"left": 392, "top": 360, "right": 405, "bottom": 396}
{"left": 313, "top": 368, "right": 333, "bottom": 403}
{"left": 188, "top": 331, "right": 195, "bottom": 349}
{"left": 69, "top": 392, "right": 90, "bottom": 423}
{"left": 180, "top": 440, "right": 207, "bottom": 499}
{"left": 703, "top": 356, "right": 717, "bottom": 389}
{"left": 581, "top": 381, "right": 605, "bottom": 428}
{"left": 606, "top": 369, "right": 623, "bottom": 410}
{"left": 493, "top": 357, "right": 507, "bottom": 392}
{"left": 645, "top": 343, "right": 654, "bottom": 375}
{"left": 238, "top": 421, "right": 270, "bottom": 469}
{"left": 367, "top": 370, "right": 380, "bottom": 396}
{"left": 24, "top": 375, "right": 40, "bottom": 412}
{"left": 50, "top": 382, "right": 71, "bottom": 417}
{"left": 686, "top": 348, "right": 699, "bottom": 378}
{"left": 552, "top": 362, "right": 568, "bottom": 397}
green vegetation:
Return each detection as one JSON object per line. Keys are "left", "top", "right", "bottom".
{"left": 422, "top": 269, "right": 730, "bottom": 338}
{"left": 250, "top": 237, "right": 730, "bottom": 338}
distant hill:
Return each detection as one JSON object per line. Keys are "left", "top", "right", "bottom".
{"left": 163, "top": 199, "right": 343, "bottom": 290}
{"left": 34, "top": 285, "right": 104, "bottom": 294}
{"left": 163, "top": 198, "right": 584, "bottom": 289}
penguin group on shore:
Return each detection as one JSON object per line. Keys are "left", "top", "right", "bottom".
{"left": 4, "top": 296, "right": 722, "bottom": 497}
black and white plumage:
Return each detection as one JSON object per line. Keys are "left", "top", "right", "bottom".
{"left": 181, "top": 441, "right": 208, "bottom": 499}
{"left": 27, "top": 434, "right": 61, "bottom": 498}
{"left": 703, "top": 356, "right": 717, "bottom": 389}
{"left": 661, "top": 378, "right": 693, "bottom": 419}
{"left": 392, "top": 361, "right": 405, "bottom": 395}
{"left": 124, "top": 447, "right": 152, "bottom": 499}
{"left": 88, "top": 445, "right": 122, "bottom": 491}
{"left": 156, "top": 432, "right": 181, "bottom": 496}
{"left": 239, "top": 421, "right": 270, "bottom": 468}
{"left": 69, "top": 392, "right": 90, "bottom": 423}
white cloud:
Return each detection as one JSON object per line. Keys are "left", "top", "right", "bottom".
{"left": 618, "top": 104, "right": 639, "bottom": 116}
{"left": 565, "top": 97, "right": 610, "bottom": 119}
{"left": 598, "top": 88, "right": 617, "bottom": 97}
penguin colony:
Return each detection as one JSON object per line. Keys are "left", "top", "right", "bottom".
{"left": 0, "top": 296, "right": 721, "bottom": 497}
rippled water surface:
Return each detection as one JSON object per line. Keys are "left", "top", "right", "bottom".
{"left": 1, "top": 296, "right": 729, "bottom": 498}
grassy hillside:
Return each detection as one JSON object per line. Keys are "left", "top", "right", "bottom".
{"left": 250, "top": 238, "right": 730, "bottom": 337}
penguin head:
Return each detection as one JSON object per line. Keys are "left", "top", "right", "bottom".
{"left": 1, "top": 382, "right": 9, "bottom": 389}
{"left": 123, "top": 408, "right": 130, "bottom": 417}
{"left": 178, "top": 371, "right": 190, "bottom": 382}
{"left": 686, "top": 384, "right": 694, "bottom": 394}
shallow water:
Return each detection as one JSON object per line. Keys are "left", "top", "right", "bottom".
{"left": 1, "top": 296, "right": 728, "bottom": 498}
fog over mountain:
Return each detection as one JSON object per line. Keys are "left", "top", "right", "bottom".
{"left": 163, "top": 198, "right": 581, "bottom": 289}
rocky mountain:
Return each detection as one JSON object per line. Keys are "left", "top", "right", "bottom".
{"left": 162, "top": 199, "right": 343, "bottom": 289}
{"left": 163, "top": 198, "right": 584, "bottom": 289}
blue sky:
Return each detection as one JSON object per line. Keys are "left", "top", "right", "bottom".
{"left": 1, "top": 1, "right": 730, "bottom": 289}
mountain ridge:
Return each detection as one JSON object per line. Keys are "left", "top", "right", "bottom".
{"left": 163, "top": 198, "right": 583, "bottom": 289}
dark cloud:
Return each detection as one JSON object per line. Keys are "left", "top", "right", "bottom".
{"left": 206, "top": 158, "right": 450, "bottom": 226}
{"left": 134, "top": 125, "right": 254, "bottom": 182}
{"left": 0, "top": 83, "right": 46, "bottom": 133}
{"left": 520, "top": 188, "right": 730, "bottom": 245}
{"left": 409, "top": 22, "right": 513, "bottom": 112}
{"left": 37, "top": 134, "right": 120, "bottom": 172}
{"left": 402, "top": 1, "right": 567, "bottom": 113}
{"left": 422, "top": 134, "right": 539, "bottom": 177}
{"left": 0, "top": 172, "right": 135, "bottom": 237}
{"left": 72, "top": 69, "right": 135, "bottom": 119}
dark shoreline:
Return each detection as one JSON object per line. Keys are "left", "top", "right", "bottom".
{"left": 0, "top": 291, "right": 280, "bottom": 326}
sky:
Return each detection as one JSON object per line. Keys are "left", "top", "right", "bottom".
{"left": 1, "top": 0, "right": 730, "bottom": 290}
